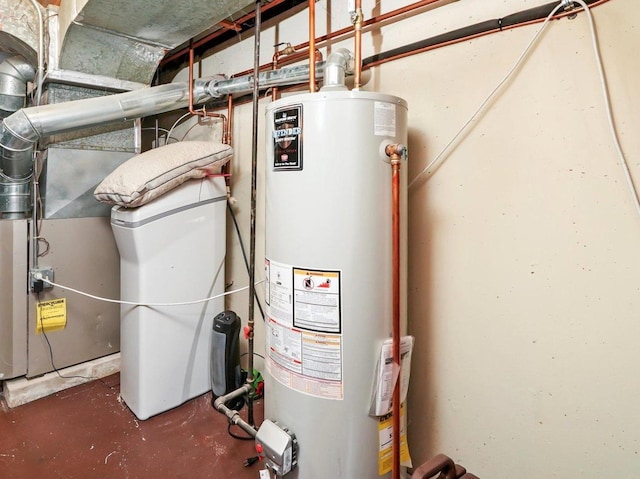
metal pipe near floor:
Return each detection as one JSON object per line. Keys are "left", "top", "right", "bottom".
{"left": 213, "top": 383, "right": 257, "bottom": 438}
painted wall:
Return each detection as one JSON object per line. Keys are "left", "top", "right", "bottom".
{"left": 186, "top": 0, "right": 640, "bottom": 476}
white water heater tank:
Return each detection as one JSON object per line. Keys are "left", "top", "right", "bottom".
{"left": 264, "top": 90, "right": 408, "bottom": 478}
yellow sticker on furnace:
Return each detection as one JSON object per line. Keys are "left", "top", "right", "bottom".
{"left": 36, "top": 298, "right": 67, "bottom": 333}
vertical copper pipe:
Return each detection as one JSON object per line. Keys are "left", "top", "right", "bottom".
{"left": 222, "top": 94, "right": 234, "bottom": 187}
{"left": 308, "top": 0, "right": 316, "bottom": 92}
{"left": 272, "top": 53, "right": 280, "bottom": 100}
{"left": 387, "top": 144, "right": 403, "bottom": 479}
{"left": 188, "top": 46, "right": 228, "bottom": 141}
{"left": 226, "top": 94, "right": 234, "bottom": 145}
{"left": 354, "top": 0, "right": 363, "bottom": 89}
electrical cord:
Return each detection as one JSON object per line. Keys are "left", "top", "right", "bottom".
{"left": 241, "top": 352, "right": 265, "bottom": 360}
{"left": 34, "top": 273, "right": 264, "bottom": 307}
{"left": 227, "top": 201, "right": 266, "bottom": 320}
{"left": 166, "top": 111, "right": 194, "bottom": 144}
{"left": 408, "top": 1, "right": 566, "bottom": 190}
{"left": 36, "top": 292, "right": 116, "bottom": 389}
{"left": 227, "top": 422, "right": 255, "bottom": 441}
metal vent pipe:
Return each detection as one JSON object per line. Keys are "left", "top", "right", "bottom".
{"left": 0, "top": 52, "right": 352, "bottom": 217}
{"left": 0, "top": 57, "right": 35, "bottom": 118}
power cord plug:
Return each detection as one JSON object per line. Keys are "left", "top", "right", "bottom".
{"left": 243, "top": 456, "right": 260, "bottom": 467}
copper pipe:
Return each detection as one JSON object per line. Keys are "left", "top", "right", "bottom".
{"left": 226, "top": 94, "right": 234, "bottom": 145}
{"left": 161, "top": 0, "right": 289, "bottom": 65}
{"left": 353, "top": 0, "right": 363, "bottom": 89}
{"left": 272, "top": 43, "right": 295, "bottom": 100}
{"left": 386, "top": 143, "right": 403, "bottom": 479}
{"left": 188, "top": 46, "right": 228, "bottom": 142}
{"left": 410, "top": 454, "right": 457, "bottom": 479}
{"left": 230, "top": 0, "right": 445, "bottom": 83}
{"left": 308, "top": 0, "right": 316, "bottom": 92}
{"left": 363, "top": 0, "right": 611, "bottom": 70}
{"left": 272, "top": 46, "right": 323, "bottom": 99}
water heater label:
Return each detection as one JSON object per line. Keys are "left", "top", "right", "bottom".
{"left": 273, "top": 104, "right": 303, "bottom": 171}
{"left": 265, "top": 258, "right": 344, "bottom": 400}
{"left": 374, "top": 101, "right": 396, "bottom": 137}
{"left": 292, "top": 268, "right": 341, "bottom": 333}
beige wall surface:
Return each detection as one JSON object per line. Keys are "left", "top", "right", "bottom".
{"left": 188, "top": 0, "right": 640, "bottom": 476}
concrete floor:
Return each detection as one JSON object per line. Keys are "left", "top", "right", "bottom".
{"left": 0, "top": 374, "right": 263, "bottom": 478}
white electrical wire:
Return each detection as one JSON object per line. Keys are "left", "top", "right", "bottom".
{"left": 36, "top": 275, "right": 264, "bottom": 307}
{"left": 570, "top": 0, "right": 640, "bottom": 218}
{"left": 165, "top": 111, "right": 195, "bottom": 145}
{"left": 409, "top": 0, "right": 640, "bottom": 217}
{"left": 408, "top": 2, "right": 566, "bottom": 190}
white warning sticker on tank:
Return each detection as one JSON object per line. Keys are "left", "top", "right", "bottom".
{"left": 265, "top": 259, "right": 294, "bottom": 325}
{"left": 292, "top": 268, "right": 341, "bottom": 333}
{"left": 265, "top": 259, "right": 344, "bottom": 400}
{"left": 374, "top": 101, "right": 396, "bottom": 137}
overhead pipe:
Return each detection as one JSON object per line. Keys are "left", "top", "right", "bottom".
{"left": 222, "top": 0, "right": 449, "bottom": 89}
{"left": 362, "top": 0, "right": 609, "bottom": 69}
{"left": 272, "top": 44, "right": 322, "bottom": 100}
{"left": 205, "top": 60, "right": 327, "bottom": 98}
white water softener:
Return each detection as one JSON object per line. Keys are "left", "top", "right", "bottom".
{"left": 111, "top": 176, "right": 226, "bottom": 420}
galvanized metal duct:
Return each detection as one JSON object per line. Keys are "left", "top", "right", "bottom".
{"left": 0, "top": 56, "right": 35, "bottom": 218}
{"left": 0, "top": 54, "right": 349, "bottom": 217}
{"left": 0, "top": 56, "right": 35, "bottom": 118}
{"left": 1, "top": 82, "right": 197, "bottom": 155}
{"left": 204, "top": 49, "right": 353, "bottom": 98}
{"left": 58, "top": 0, "right": 256, "bottom": 85}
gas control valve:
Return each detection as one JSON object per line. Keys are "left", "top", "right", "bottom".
{"left": 255, "top": 419, "right": 298, "bottom": 476}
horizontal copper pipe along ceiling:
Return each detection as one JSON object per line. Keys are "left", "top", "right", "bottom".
{"left": 197, "top": 0, "right": 612, "bottom": 110}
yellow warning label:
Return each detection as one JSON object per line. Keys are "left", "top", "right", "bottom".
{"left": 36, "top": 298, "right": 67, "bottom": 333}
{"left": 378, "top": 403, "right": 412, "bottom": 475}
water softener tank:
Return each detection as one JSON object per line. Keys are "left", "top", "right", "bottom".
{"left": 111, "top": 177, "right": 226, "bottom": 420}
{"left": 264, "top": 90, "right": 408, "bottom": 478}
